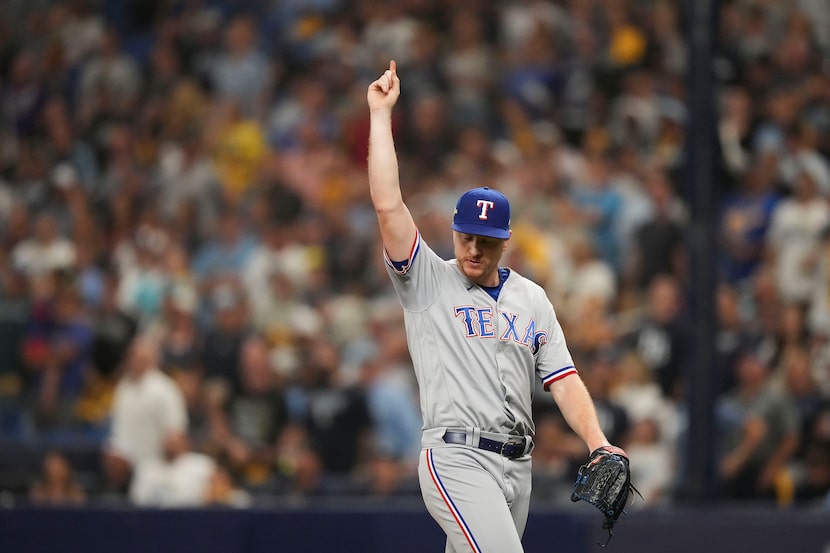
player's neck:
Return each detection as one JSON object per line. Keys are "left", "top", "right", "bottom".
{"left": 478, "top": 274, "right": 501, "bottom": 287}
{"left": 472, "top": 268, "right": 502, "bottom": 288}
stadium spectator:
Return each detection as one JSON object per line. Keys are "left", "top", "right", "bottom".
{"left": 611, "top": 351, "right": 680, "bottom": 446}
{"left": 568, "top": 148, "right": 624, "bottom": 273}
{"left": 777, "top": 348, "right": 826, "bottom": 460}
{"left": 42, "top": 99, "right": 100, "bottom": 195}
{"left": 103, "top": 335, "right": 187, "bottom": 491}
{"left": 28, "top": 451, "right": 87, "bottom": 506}
{"left": 115, "top": 224, "right": 172, "bottom": 325}
{"left": 623, "top": 416, "right": 675, "bottom": 508}
{"left": 284, "top": 337, "right": 371, "bottom": 493}
{"left": 206, "top": 334, "right": 290, "bottom": 491}
{"left": 766, "top": 164, "right": 830, "bottom": 305}
{"left": 579, "top": 352, "right": 630, "bottom": 448}
{"left": 90, "top": 271, "right": 137, "bottom": 381}
{"left": 11, "top": 212, "right": 76, "bottom": 278}
{"left": 717, "top": 164, "right": 780, "bottom": 285}
{"left": 1, "top": 49, "right": 46, "bottom": 139}
{"left": 560, "top": 230, "right": 616, "bottom": 317}
{"left": 204, "top": 462, "right": 252, "bottom": 508}
{"left": 242, "top": 222, "right": 311, "bottom": 326}
{"left": 154, "top": 288, "right": 200, "bottom": 376}
{"left": 359, "top": 312, "right": 421, "bottom": 496}
{"left": 623, "top": 274, "right": 692, "bottom": 400}
{"left": 713, "top": 283, "right": 757, "bottom": 396}
{"left": 76, "top": 26, "right": 143, "bottom": 128}
{"left": 210, "top": 101, "right": 268, "bottom": 206}
{"left": 199, "top": 282, "right": 253, "bottom": 394}
{"left": 23, "top": 284, "right": 93, "bottom": 434}
{"left": 155, "top": 122, "right": 223, "bottom": 245}
{"left": 716, "top": 348, "right": 800, "bottom": 501}
{"left": 207, "top": 13, "right": 274, "bottom": 120}
{"left": 190, "top": 210, "right": 257, "bottom": 297}
{"left": 129, "top": 430, "right": 216, "bottom": 507}
{"left": 630, "top": 167, "right": 688, "bottom": 291}
{"left": 441, "top": 8, "right": 494, "bottom": 128}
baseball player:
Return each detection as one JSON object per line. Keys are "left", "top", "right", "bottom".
{"left": 367, "top": 60, "right": 626, "bottom": 552}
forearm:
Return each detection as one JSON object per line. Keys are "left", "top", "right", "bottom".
{"left": 548, "top": 375, "right": 610, "bottom": 453}
{"left": 368, "top": 109, "right": 403, "bottom": 214}
{"left": 368, "top": 110, "right": 415, "bottom": 256}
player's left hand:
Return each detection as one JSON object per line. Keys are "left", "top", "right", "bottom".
{"left": 570, "top": 445, "right": 641, "bottom": 546}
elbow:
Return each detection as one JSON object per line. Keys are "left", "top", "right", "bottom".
{"left": 370, "top": 194, "right": 404, "bottom": 217}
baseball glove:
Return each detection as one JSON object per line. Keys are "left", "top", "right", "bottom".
{"left": 570, "top": 445, "right": 640, "bottom": 546}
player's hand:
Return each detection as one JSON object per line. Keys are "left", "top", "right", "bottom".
{"left": 367, "top": 60, "right": 400, "bottom": 113}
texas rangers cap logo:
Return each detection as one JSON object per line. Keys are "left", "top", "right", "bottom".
{"left": 452, "top": 187, "right": 511, "bottom": 239}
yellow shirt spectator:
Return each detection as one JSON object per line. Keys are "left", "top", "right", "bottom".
{"left": 214, "top": 119, "right": 268, "bottom": 203}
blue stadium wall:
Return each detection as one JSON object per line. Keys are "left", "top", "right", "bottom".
{"left": 1, "top": 503, "right": 828, "bottom": 553}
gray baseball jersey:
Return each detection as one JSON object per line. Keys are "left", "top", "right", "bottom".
{"left": 385, "top": 230, "right": 577, "bottom": 439}
{"left": 385, "top": 230, "right": 578, "bottom": 553}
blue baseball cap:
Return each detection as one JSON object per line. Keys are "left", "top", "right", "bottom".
{"left": 451, "top": 187, "right": 511, "bottom": 239}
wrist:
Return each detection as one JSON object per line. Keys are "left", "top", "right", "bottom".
{"left": 586, "top": 433, "right": 611, "bottom": 454}
{"left": 588, "top": 443, "right": 611, "bottom": 455}
{"left": 597, "top": 444, "right": 628, "bottom": 458}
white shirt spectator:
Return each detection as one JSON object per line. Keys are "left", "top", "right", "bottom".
{"left": 208, "top": 15, "right": 273, "bottom": 118}
{"left": 562, "top": 232, "right": 617, "bottom": 312}
{"left": 767, "top": 188, "right": 830, "bottom": 303}
{"left": 108, "top": 369, "right": 187, "bottom": 465}
{"left": 11, "top": 211, "right": 76, "bottom": 276}
{"left": 11, "top": 237, "right": 76, "bottom": 276}
{"left": 78, "top": 30, "right": 142, "bottom": 115}
{"left": 129, "top": 452, "right": 216, "bottom": 507}
{"left": 626, "top": 424, "right": 675, "bottom": 508}
{"left": 156, "top": 142, "right": 222, "bottom": 235}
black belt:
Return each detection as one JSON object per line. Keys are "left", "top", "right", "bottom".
{"left": 442, "top": 430, "right": 530, "bottom": 460}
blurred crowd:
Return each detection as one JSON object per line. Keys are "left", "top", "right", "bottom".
{"left": 0, "top": 0, "right": 829, "bottom": 511}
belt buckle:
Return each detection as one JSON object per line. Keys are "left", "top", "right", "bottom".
{"left": 505, "top": 437, "right": 528, "bottom": 458}
{"left": 501, "top": 438, "right": 523, "bottom": 458}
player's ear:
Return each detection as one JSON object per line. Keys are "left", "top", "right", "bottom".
{"left": 503, "top": 230, "right": 512, "bottom": 250}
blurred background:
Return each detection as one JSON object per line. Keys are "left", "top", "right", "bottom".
{"left": 0, "top": 0, "right": 829, "bottom": 551}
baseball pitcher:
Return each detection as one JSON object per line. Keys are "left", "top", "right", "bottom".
{"left": 367, "top": 60, "right": 633, "bottom": 553}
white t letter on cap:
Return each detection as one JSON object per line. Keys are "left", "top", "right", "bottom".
{"left": 477, "top": 200, "right": 495, "bottom": 220}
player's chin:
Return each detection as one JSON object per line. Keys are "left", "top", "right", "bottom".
{"left": 461, "top": 261, "right": 487, "bottom": 280}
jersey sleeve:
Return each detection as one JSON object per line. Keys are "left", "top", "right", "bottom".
{"left": 384, "top": 230, "right": 446, "bottom": 311}
{"left": 535, "top": 297, "right": 578, "bottom": 390}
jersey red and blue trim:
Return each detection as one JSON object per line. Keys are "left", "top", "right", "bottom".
{"left": 384, "top": 230, "right": 421, "bottom": 275}
{"left": 541, "top": 365, "right": 578, "bottom": 390}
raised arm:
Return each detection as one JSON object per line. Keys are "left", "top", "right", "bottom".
{"left": 367, "top": 60, "right": 418, "bottom": 261}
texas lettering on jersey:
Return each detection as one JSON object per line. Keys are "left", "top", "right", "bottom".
{"left": 454, "top": 306, "right": 548, "bottom": 354}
